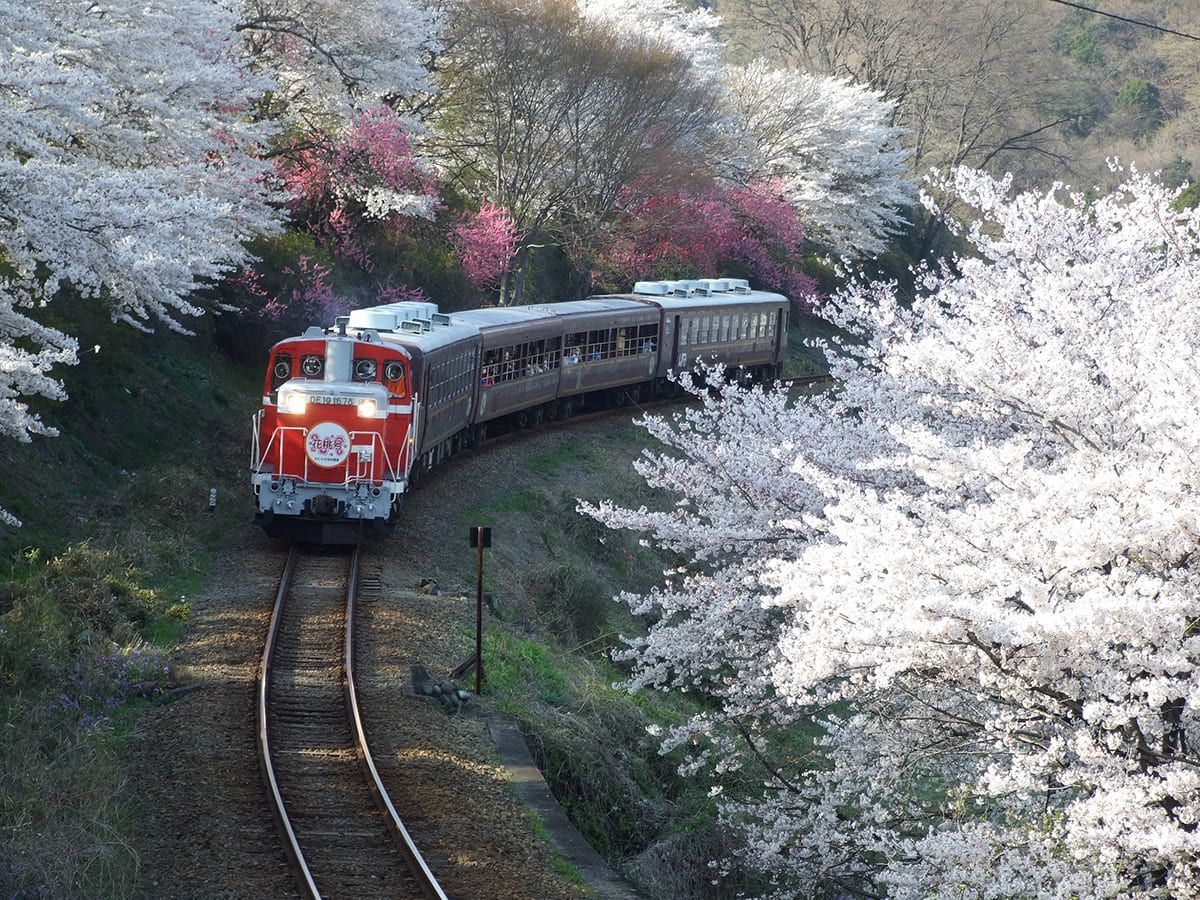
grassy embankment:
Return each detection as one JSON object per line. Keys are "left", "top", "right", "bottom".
{"left": 431, "top": 317, "right": 831, "bottom": 898}
{"left": 0, "top": 298, "right": 258, "bottom": 897}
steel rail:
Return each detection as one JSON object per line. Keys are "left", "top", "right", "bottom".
{"left": 256, "top": 547, "right": 321, "bottom": 898}
{"left": 258, "top": 547, "right": 447, "bottom": 899}
{"left": 343, "top": 545, "right": 448, "bottom": 900}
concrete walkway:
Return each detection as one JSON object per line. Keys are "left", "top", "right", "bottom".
{"left": 487, "top": 715, "right": 643, "bottom": 899}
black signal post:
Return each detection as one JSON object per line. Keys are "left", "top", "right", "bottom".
{"left": 469, "top": 526, "right": 492, "bottom": 695}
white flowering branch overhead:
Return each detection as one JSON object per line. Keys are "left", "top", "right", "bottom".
{"left": 0, "top": 0, "right": 296, "bottom": 524}
{"left": 585, "top": 166, "right": 1200, "bottom": 897}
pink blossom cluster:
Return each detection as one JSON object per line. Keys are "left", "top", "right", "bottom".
{"left": 262, "top": 255, "right": 348, "bottom": 323}
{"left": 276, "top": 106, "right": 439, "bottom": 266}
{"left": 452, "top": 201, "right": 519, "bottom": 288}
{"left": 601, "top": 180, "right": 818, "bottom": 303}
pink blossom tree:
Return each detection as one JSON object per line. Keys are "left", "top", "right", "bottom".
{"left": 276, "top": 106, "right": 439, "bottom": 268}
{"left": 255, "top": 106, "right": 441, "bottom": 325}
{"left": 597, "top": 179, "right": 819, "bottom": 304}
{"left": 584, "top": 167, "right": 1200, "bottom": 896}
{"left": 452, "top": 202, "right": 519, "bottom": 292}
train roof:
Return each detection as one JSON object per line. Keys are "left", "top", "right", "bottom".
{"left": 524, "top": 298, "right": 650, "bottom": 316}
{"left": 449, "top": 307, "right": 558, "bottom": 327}
{"left": 370, "top": 320, "right": 479, "bottom": 353}
{"left": 599, "top": 290, "right": 787, "bottom": 309}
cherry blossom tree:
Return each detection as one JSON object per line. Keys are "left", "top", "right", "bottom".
{"left": 237, "top": 0, "right": 440, "bottom": 123}
{"left": 584, "top": 167, "right": 1200, "bottom": 896}
{"left": 724, "top": 61, "right": 914, "bottom": 257}
{"left": 0, "top": 0, "right": 285, "bottom": 526}
{"left": 579, "top": 0, "right": 723, "bottom": 82}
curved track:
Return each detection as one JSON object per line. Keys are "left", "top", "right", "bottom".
{"left": 257, "top": 547, "right": 447, "bottom": 899}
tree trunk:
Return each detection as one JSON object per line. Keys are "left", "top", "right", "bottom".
{"left": 917, "top": 213, "right": 946, "bottom": 263}
{"left": 575, "top": 267, "right": 593, "bottom": 300}
{"left": 509, "top": 245, "right": 530, "bottom": 306}
{"left": 497, "top": 268, "right": 511, "bottom": 307}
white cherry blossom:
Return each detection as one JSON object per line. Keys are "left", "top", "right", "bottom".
{"left": 586, "top": 166, "right": 1200, "bottom": 896}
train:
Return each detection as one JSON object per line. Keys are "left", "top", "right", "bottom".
{"left": 250, "top": 277, "right": 790, "bottom": 543}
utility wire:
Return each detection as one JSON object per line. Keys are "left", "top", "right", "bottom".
{"left": 1046, "top": 0, "right": 1200, "bottom": 42}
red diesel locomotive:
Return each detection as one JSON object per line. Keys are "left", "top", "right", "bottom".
{"left": 251, "top": 279, "right": 789, "bottom": 543}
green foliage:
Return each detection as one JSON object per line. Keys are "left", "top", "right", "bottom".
{"left": 0, "top": 578, "right": 69, "bottom": 690}
{"left": 510, "top": 560, "right": 611, "bottom": 647}
{"left": 1070, "top": 25, "right": 1106, "bottom": 67}
{"left": 0, "top": 543, "right": 177, "bottom": 898}
{"left": 1163, "top": 155, "right": 1194, "bottom": 191}
{"left": 42, "top": 544, "right": 165, "bottom": 636}
{"left": 1173, "top": 180, "right": 1200, "bottom": 211}
{"left": 1051, "top": 14, "right": 1106, "bottom": 67}
{"left": 0, "top": 699, "right": 136, "bottom": 897}
{"left": 1113, "top": 78, "right": 1164, "bottom": 141}
{"left": 485, "top": 630, "right": 572, "bottom": 708}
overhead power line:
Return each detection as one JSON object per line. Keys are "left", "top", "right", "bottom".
{"left": 1045, "top": 0, "right": 1200, "bottom": 42}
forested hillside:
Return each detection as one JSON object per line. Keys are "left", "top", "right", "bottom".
{"left": 718, "top": 0, "right": 1200, "bottom": 250}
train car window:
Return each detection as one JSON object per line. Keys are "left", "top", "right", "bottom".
{"left": 767, "top": 314, "right": 776, "bottom": 337}
{"left": 719, "top": 315, "right": 730, "bottom": 342}
{"left": 690, "top": 318, "right": 699, "bottom": 346}
{"left": 563, "top": 334, "right": 583, "bottom": 365}
{"left": 700, "top": 317, "right": 710, "bottom": 344}
{"left": 732, "top": 315, "right": 741, "bottom": 340}
{"left": 636, "top": 323, "right": 658, "bottom": 353}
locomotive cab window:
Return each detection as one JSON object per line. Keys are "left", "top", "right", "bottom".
{"left": 384, "top": 359, "right": 407, "bottom": 399}
{"left": 271, "top": 352, "right": 293, "bottom": 393}
{"left": 353, "top": 357, "right": 378, "bottom": 382}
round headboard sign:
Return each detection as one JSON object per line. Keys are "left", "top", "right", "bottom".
{"left": 306, "top": 422, "right": 351, "bottom": 467}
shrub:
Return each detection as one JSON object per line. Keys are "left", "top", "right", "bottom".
{"left": 509, "top": 561, "right": 611, "bottom": 646}
{"left": 40, "top": 544, "right": 165, "bottom": 636}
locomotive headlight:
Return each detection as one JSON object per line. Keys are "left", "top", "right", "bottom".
{"left": 357, "top": 398, "right": 378, "bottom": 418}
{"left": 285, "top": 393, "right": 307, "bottom": 415}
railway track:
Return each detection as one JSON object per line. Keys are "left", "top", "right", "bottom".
{"left": 257, "top": 546, "right": 447, "bottom": 900}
